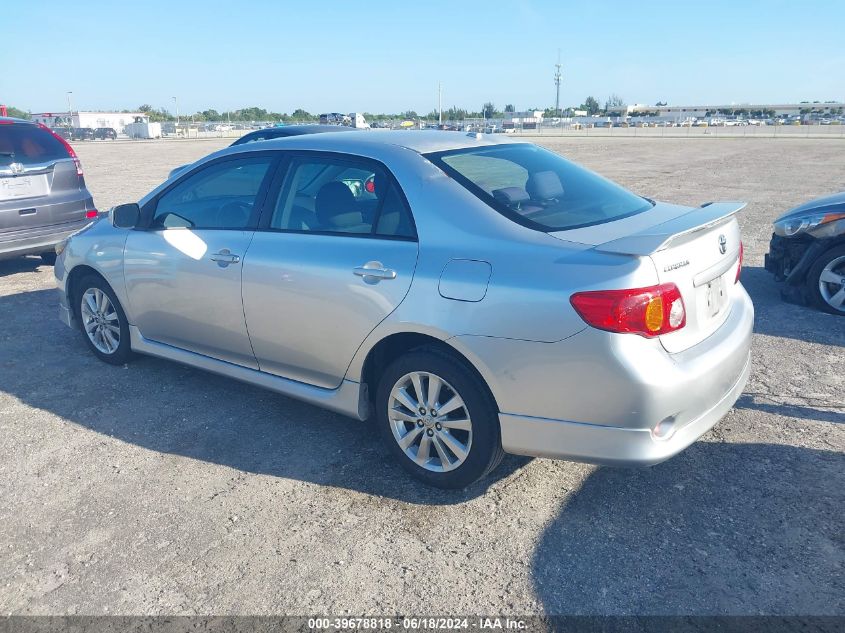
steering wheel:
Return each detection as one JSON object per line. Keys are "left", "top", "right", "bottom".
{"left": 215, "top": 200, "right": 252, "bottom": 228}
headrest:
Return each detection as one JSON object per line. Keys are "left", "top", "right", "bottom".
{"left": 492, "top": 187, "right": 530, "bottom": 205}
{"left": 315, "top": 181, "right": 358, "bottom": 228}
{"left": 526, "top": 171, "right": 564, "bottom": 200}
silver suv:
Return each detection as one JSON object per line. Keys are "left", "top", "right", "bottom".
{"left": 0, "top": 117, "right": 96, "bottom": 264}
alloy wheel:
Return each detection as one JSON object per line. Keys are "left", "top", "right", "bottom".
{"left": 80, "top": 288, "right": 121, "bottom": 354}
{"left": 388, "top": 371, "right": 473, "bottom": 473}
{"left": 818, "top": 255, "right": 845, "bottom": 313}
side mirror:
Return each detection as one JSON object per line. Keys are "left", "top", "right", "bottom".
{"left": 112, "top": 203, "right": 141, "bottom": 229}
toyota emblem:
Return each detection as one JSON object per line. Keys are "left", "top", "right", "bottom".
{"left": 718, "top": 234, "right": 727, "bottom": 255}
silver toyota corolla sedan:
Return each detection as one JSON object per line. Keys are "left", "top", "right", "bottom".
{"left": 55, "top": 131, "right": 753, "bottom": 488}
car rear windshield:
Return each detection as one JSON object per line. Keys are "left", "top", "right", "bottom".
{"left": 0, "top": 123, "right": 70, "bottom": 166}
{"left": 426, "top": 143, "right": 652, "bottom": 231}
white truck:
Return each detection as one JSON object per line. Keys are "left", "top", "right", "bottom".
{"left": 124, "top": 116, "right": 162, "bottom": 139}
{"left": 349, "top": 113, "right": 370, "bottom": 129}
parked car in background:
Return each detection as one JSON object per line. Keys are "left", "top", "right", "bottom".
{"left": 94, "top": 127, "right": 117, "bottom": 140}
{"left": 319, "top": 112, "right": 351, "bottom": 125}
{"left": 56, "top": 131, "right": 752, "bottom": 488}
{"left": 765, "top": 192, "right": 845, "bottom": 314}
{"left": 0, "top": 117, "right": 97, "bottom": 264}
{"left": 71, "top": 128, "right": 95, "bottom": 141}
{"left": 231, "top": 124, "right": 359, "bottom": 146}
{"left": 51, "top": 127, "right": 72, "bottom": 140}
{"left": 167, "top": 124, "right": 359, "bottom": 178}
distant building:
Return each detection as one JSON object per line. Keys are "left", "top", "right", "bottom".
{"left": 504, "top": 110, "right": 544, "bottom": 122}
{"left": 31, "top": 111, "right": 144, "bottom": 133}
{"left": 503, "top": 110, "right": 544, "bottom": 129}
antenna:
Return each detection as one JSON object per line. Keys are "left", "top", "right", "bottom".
{"left": 554, "top": 49, "right": 562, "bottom": 117}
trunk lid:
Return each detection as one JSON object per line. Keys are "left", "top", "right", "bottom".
{"left": 552, "top": 201, "right": 745, "bottom": 352}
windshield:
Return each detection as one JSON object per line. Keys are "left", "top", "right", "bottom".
{"left": 426, "top": 143, "right": 652, "bottom": 231}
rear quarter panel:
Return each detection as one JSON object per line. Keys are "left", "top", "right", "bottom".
{"left": 344, "top": 149, "right": 661, "bottom": 381}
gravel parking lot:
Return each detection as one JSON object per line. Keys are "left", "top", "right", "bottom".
{"left": 1, "top": 136, "right": 843, "bottom": 616}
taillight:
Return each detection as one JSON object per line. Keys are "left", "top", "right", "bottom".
{"left": 365, "top": 177, "right": 375, "bottom": 193}
{"left": 86, "top": 209, "right": 98, "bottom": 219}
{"left": 570, "top": 283, "right": 686, "bottom": 337}
{"left": 37, "top": 123, "right": 84, "bottom": 177}
{"left": 735, "top": 241, "right": 743, "bottom": 284}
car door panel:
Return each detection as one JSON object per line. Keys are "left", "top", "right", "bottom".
{"left": 241, "top": 234, "right": 418, "bottom": 388}
{"left": 123, "top": 154, "right": 277, "bottom": 368}
{"left": 124, "top": 229, "right": 258, "bottom": 368}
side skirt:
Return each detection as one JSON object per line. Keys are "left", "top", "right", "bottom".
{"left": 128, "top": 326, "right": 368, "bottom": 420}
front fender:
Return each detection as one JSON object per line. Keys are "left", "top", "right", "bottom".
{"left": 58, "top": 219, "right": 130, "bottom": 319}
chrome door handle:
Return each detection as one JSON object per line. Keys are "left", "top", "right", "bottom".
{"left": 353, "top": 261, "right": 397, "bottom": 283}
{"left": 210, "top": 250, "right": 241, "bottom": 265}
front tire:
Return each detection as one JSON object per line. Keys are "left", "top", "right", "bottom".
{"left": 375, "top": 348, "right": 504, "bottom": 489}
{"left": 75, "top": 275, "right": 133, "bottom": 364}
{"left": 807, "top": 245, "right": 845, "bottom": 315}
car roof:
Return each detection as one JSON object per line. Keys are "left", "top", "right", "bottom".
{"left": 0, "top": 116, "right": 35, "bottom": 125}
{"left": 228, "top": 130, "right": 516, "bottom": 157}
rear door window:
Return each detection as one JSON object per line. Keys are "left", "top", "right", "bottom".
{"left": 268, "top": 154, "right": 416, "bottom": 239}
{"left": 0, "top": 124, "right": 69, "bottom": 166}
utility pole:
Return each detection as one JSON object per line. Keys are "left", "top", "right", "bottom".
{"left": 438, "top": 83, "right": 442, "bottom": 125}
{"left": 172, "top": 96, "right": 179, "bottom": 128}
{"left": 66, "top": 91, "right": 74, "bottom": 129}
{"left": 554, "top": 49, "right": 562, "bottom": 117}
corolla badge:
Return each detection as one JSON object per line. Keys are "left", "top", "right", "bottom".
{"left": 718, "top": 234, "right": 727, "bottom": 255}
{"left": 664, "top": 260, "right": 690, "bottom": 272}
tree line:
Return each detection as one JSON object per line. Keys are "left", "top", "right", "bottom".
{"left": 5, "top": 98, "right": 842, "bottom": 124}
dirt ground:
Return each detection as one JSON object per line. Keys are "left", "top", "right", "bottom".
{"left": 0, "top": 136, "right": 842, "bottom": 616}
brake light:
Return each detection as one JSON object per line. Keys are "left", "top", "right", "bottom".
{"left": 365, "top": 177, "right": 375, "bottom": 193}
{"left": 37, "top": 123, "right": 84, "bottom": 177}
{"left": 735, "top": 241, "right": 743, "bottom": 284}
{"left": 86, "top": 209, "right": 98, "bottom": 219}
{"left": 570, "top": 283, "right": 686, "bottom": 337}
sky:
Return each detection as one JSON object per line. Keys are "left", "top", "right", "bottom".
{"left": 3, "top": 0, "right": 844, "bottom": 115}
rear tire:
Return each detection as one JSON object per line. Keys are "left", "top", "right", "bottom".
{"left": 806, "top": 244, "right": 845, "bottom": 315}
{"left": 74, "top": 275, "right": 134, "bottom": 365}
{"left": 40, "top": 252, "right": 57, "bottom": 265}
{"left": 375, "top": 348, "right": 504, "bottom": 489}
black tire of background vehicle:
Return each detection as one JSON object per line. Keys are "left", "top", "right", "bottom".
{"left": 75, "top": 275, "right": 134, "bottom": 364}
{"left": 375, "top": 347, "right": 504, "bottom": 489}
{"left": 806, "top": 244, "right": 845, "bottom": 315}
{"left": 40, "top": 252, "right": 57, "bottom": 265}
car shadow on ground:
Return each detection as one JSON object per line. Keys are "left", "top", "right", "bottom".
{"left": 0, "top": 288, "right": 529, "bottom": 505}
{"left": 741, "top": 266, "right": 843, "bottom": 346}
{"left": 531, "top": 441, "right": 844, "bottom": 615}
{"left": 734, "top": 394, "right": 843, "bottom": 424}
{"left": 0, "top": 257, "right": 47, "bottom": 278}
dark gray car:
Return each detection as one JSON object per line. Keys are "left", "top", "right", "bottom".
{"left": 0, "top": 117, "right": 96, "bottom": 264}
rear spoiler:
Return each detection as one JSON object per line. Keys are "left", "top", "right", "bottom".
{"left": 595, "top": 202, "right": 746, "bottom": 256}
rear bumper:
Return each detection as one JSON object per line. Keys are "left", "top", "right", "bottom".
{"left": 454, "top": 284, "right": 754, "bottom": 466}
{"left": 499, "top": 351, "right": 750, "bottom": 465}
{"left": 0, "top": 219, "right": 92, "bottom": 260}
